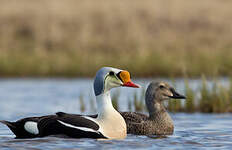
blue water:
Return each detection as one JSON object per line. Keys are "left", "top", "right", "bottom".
{"left": 0, "top": 78, "right": 232, "bottom": 150}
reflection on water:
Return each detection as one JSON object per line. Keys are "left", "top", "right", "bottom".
{"left": 0, "top": 78, "right": 232, "bottom": 149}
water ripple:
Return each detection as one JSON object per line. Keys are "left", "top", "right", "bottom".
{"left": 0, "top": 79, "right": 232, "bottom": 149}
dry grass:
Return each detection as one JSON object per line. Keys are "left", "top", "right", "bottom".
{"left": 78, "top": 77, "right": 232, "bottom": 113}
{"left": 119, "top": 78, "right": 232, "bottom": 113}
{"left": 0, "top": 0, "right": 232, "bottom": 77}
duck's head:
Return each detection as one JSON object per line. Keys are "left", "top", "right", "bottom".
{"left": 146, "top": 81, "right": 186, "bottom": 103}
{"left": 94, "top": 67, "right": 140, "bottom": 96}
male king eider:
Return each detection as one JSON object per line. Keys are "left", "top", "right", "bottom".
{"left": 0, "top": 67, "right": 140, "bottom": 139}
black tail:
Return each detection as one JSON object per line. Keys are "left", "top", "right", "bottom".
{"left": 0, "top": 120, "right": 36, "bottom": 138}
{"left": 0, "top": 120, "right": 16, "bottom": 128}
{"left": 0, "top": 120, "right": 19, "bottom": 136}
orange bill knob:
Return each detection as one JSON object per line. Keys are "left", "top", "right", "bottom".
{"left": 119, "top": 71, "right": 140, "bottom": 88}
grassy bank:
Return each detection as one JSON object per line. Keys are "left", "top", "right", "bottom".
{"left": 0, "top": 0, "right": 232, "bottom": 77}
{"left": 78, "top": 77, "right": 232, "bottom": 113}
{"left": 167, "top": 77, "right": 232, "bottom": 113}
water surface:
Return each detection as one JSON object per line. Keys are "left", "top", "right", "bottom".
{"left": 0, "top": 78, "right": 231, "bottom": 150}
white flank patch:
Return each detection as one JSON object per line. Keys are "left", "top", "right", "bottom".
{"left": 24, "top": 121, "right": 39, "bottom": 135}
{"left": 82, "top": 116, "right": 106, "bottom": 137}
{"left": 57, "top": 120, "right": 98, "bottom": 133}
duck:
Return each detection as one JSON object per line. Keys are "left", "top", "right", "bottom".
{"left": 120, "top": 81, "right": 185, "bottom": 135}
{"left": 44, "top": 81, "right": 185, "bottom": 136}
{"left": 0, "top": 67, "right": 140, "bottom": 139}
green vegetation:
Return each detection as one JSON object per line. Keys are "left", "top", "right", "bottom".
{"left": 132, "top": 91, "right": 145, "bottom": 112}
{"left": 167, "top": 77, "right": 232, "bottom": 113}
{"left": 168, "top": 80, "right": 183, "bottom": 112}
{"left": 78, "top": 78, "right": 232, "bottom": 113}
{"left": 1, "top": 0, "right": 231, "bottom": 113}
{"left": 0, "top": 0, "right": 232, "bottom": 77}
{"left": 184, "top": 80, "right": 195, "bottom": 112}
{"left": 111, "top": 90, "right": 120, "bottom": 111}
{"left": 79, "top": 94, "right": 85, "bottom": 112}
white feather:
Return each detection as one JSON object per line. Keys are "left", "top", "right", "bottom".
{"left": 82, "top": 116, "right": 97, "bottom": 123}
{"left": 24, "top": 121, "right": 39, "bottom": 135}
{"left": 57, "top": 120, "right": 98, "bottom": 133}
{"left": 82, "top": 116, "right": 106, "bottom": 137}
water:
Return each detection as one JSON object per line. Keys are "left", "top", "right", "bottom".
{"left": 0, "top": 78, "right": 232, "bottom": 150}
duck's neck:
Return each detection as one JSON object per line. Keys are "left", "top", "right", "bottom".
{"left": 96, "top": 91, "right": 116, "bottom": 117}
{"left": 148, "top": 101, "right": 167, "bottom": 119}
{"left": 146, "top": 97, "right": 172, "bottom": 123}
{"left": 95, "top": 91, "right": 127, "bottom": 139}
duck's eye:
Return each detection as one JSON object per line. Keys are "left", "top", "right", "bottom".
{"left": 109, "top": 71, "right": 114, "bottom": 76}
{"left": 159, "top": 85, "right": 165, "bottom": 89}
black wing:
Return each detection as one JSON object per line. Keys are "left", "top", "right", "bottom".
{"left": 38, "top": 112, "right": 106, "bottom": 139}
{"left": 0, "top": 112, "right": 103, "bottom": 139}
{"left": 56, "top": 112, "right": 98, "bottom": 118}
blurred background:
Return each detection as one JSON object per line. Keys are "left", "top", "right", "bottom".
{"left": 1, "top": 1, "right": 232, "bottom": 148}
{"left": 0, "top": 0, "right": 232, "bottom": 116}
{"left": 0, "top": 0, "right": 232, "bottom": 77}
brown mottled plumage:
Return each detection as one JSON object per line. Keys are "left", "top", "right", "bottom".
{"left": 120, "top": 81, "right": 186, "bottom": 135}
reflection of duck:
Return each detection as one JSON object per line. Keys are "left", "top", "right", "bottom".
{"left": 121, "top": 81, "right": 185, "bottom": 135}
{"left": 0, "top": 67, "right": 139, "bottom": 139}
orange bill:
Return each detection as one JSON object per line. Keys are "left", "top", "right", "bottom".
{"left": 118, "top": 71, "right": 140, "bottom": 88}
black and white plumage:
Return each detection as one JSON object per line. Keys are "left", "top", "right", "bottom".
{"left": 0, "top": 113, "right": 103, "bottom": 139}
{"left": 0, "top": 116, "right": 43, "bottom": 139}
{"left": 0, "top": 67, "right": 139, "bottom": 139}
{"left": 38, "top": 112, "right": 105, "bottom": 139}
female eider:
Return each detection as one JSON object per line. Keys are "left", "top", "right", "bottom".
{"left": 0, "top": 67, "right": 140, "bottom": 139}
{"left": 120, "top": 81, "right": 185, "bottom": 135}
